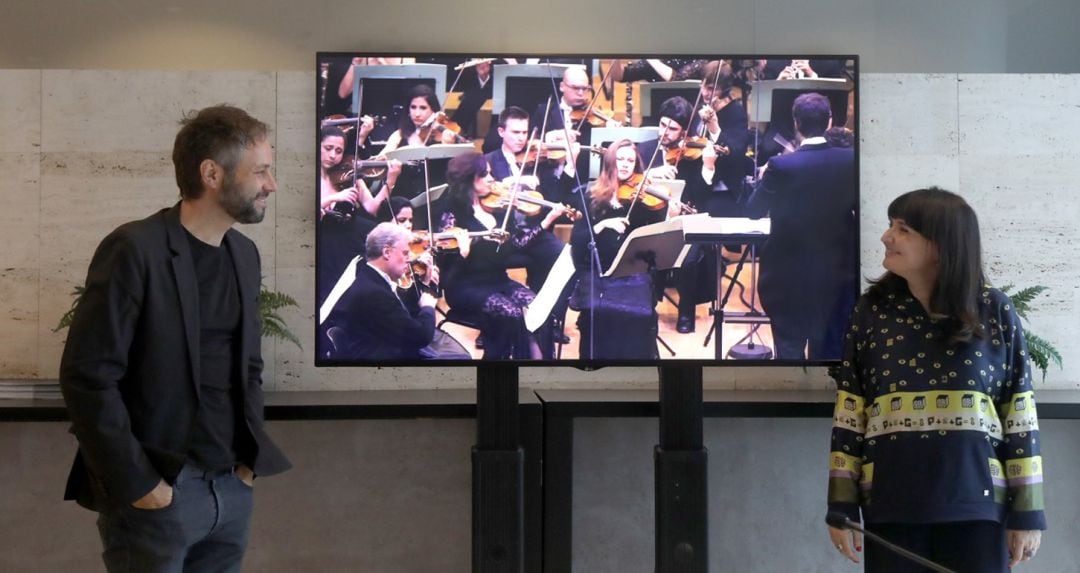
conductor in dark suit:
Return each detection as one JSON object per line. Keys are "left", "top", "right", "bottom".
{"left": 746, "top": 92, "right": 857, "bottom": 360}
{"left": 59, "top": 105, "right": 291, "bottom": 572}
{"left": 325, "top": 222, "right": 439, "bottom": 360}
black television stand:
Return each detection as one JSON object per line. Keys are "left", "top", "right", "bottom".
{"left": 473, "top": 364, "right": 524, "bottom": 572}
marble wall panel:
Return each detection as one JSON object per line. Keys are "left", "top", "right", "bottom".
{"left": 859, "top": 73, "right": 959, "bottom": 157}
{"left": 0, "top": 152, "right": 41, "bottom": 269}
{"left": 41, "top": 70, "right": 277, "bottom": 153}
{"left": 0, "top": 269, "right": 39, "bottom": 378}
{"left": 0, "top": 70, "right": 41, "bottom": 153}
{"left": 958, "top": 74, "right": 1080, "bottom": 157}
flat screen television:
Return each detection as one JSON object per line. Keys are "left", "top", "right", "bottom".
{"left": 314, "top": 53, "right": 859, "bottom": 367}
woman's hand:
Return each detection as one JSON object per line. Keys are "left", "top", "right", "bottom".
{"left": 1007, "top": 529, "right": 1042, "bottom": 568}
{"left": 453, "top": 228, "right": 472, "bottom": 259}
{"left": 594, "top": 217, "right": 629, "bottom": 235}
{"left": 828, "top": 525, "right": 862, "bottom": 564}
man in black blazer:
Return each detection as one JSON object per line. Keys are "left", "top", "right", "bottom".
{"left": 60, "top": 105, "right": 290, "bottom": 572}
{"left": 746, "top": 92, "right": 857, "bottom": 360}
{"left": 325, "top": 222, "right": 439, "bottom": 360}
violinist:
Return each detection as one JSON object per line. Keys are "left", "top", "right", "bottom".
{"left": 451, "top": 59, "right": 492, "bottom": 139}
{"left": 639, "top": 97, "right": 732, "bottom": 334}
{"left": 434, "top": 152, "right": 552, "bottom": 359}
{"left": 324, "top": 222, "right": 438, "bottom": 360}
{"left": 377, "top": 85, "right": 458, "bottom": 206}
{"left": 317, "top": 126, "right": 402, "bottom": 306}
{"left": 533, "top": 67, "right": 618, "bottom": 183}
{"left": 484, "top": 106, "right": 576, "bottom": 344}
{"left": 689, "top": 61, "right": 750, "bottom": 194}
{"left": 569, "top": 139, "right": 659, "bottom": 360}
{"left": 485, "top": 106, "right": 578, "bottom": 211}
{"left": 319, "top": 126, "right": 400, "bottom": 222}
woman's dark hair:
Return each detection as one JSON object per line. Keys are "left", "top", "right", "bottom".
{"left": 869, "top": 187, "right": 985, "bottom": 343}
{"left": 444, "top": 151, "right": 488, "bottom": 219}
{"left": 399, "top": 84, "right": 441, "bottom": 140}
{"left": 320, "top": 125, "right": 347, "bottom": 143}
{"left": 378, "top": 195, "right": 412, "bottom": 223}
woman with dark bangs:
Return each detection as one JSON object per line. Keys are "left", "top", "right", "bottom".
{"left": 826, "top": 188, "right": 1045, "bottom": 572}
{"left": 435, "top": 151, "right": 556, "bottom": 359}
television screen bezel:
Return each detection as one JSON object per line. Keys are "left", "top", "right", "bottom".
{"left": 313, "top": 51, "right": 860, "bottom": 368}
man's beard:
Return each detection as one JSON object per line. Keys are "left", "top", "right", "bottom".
{"left": 219, "top": 176, "right": 267, "bottom": 224}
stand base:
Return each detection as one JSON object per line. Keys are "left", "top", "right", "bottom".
{"left": 727, "top": 343, "right": 773, "bottom": 360}
{"left": 473, "top": 447, "right": 524, "bottom": 572}
{"left": 655, "top": 447, "right": 708, "bottom": 573}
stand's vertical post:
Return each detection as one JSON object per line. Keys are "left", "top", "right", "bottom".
{"left": 655, "top": 365, "right": 707, "bottom": 572}
{"left": 474, "top": 364, "right": 523, "bottom": 573}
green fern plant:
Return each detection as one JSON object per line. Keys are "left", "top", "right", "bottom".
{"left": 54, "top": 284, "right": 301, "bottom": 350}
{"left": 1000, "top": 285, "right": 1062, "bottom": 382}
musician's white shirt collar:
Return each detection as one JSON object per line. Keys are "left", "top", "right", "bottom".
{"left": 366, "top": 261, "right": 396, "bottom": 291}
{"left": 799, "top": 136, "right": 827, "bottom": 147}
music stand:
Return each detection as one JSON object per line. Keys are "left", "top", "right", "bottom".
{"left": 409, "top": 184, "right": 448, "bottom": 210}
{"left": 588, "top": 126, "right": 661, "bottom": 179}
{"left": 352, "top": 63, "right": 449, "bottom": 112}
{"left": 638, "top": 80, "right": 702, "bottom": 125}
{"left": 604, "top": 217, "right": 691, "bottom": 278}
{"left": 492, "top": 63, "right": 577, "bottom": 116}
{"left": 383, "top": 142, "right": 475, "bottom": 163}
{"left": 682, "top": 216, "right": 771, "bottom": 360}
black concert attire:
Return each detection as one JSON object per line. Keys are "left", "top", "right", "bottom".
{"left": 324, "top": 262, "right": 436, "bottom": 360}
{"left": 451, "top": 67, "right": 493, "bottom": 139}
{"left": 746, "top": 138, "right": 857, "bottom": 359}
{"left": 569, "top": 200, "right": 658, "bottom": 361}
{"left": 619, "top": 59, "right": 708, "bottom": 83}
{"left": 317, "top": 202, "right": 376, "bottom": 307}
{"left": 435, "top": 205, "right": 547, "bottom": 359}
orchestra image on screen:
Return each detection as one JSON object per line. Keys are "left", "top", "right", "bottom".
{"left": 314, "top": 54, "right": 858, "bottom": 365}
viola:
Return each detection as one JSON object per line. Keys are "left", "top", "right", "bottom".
{"left": 481, "top": 182, "right": 583, "bottom": 221}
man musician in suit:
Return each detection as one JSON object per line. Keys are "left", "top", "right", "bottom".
{"left": 746, "top": 92, "right": 857, "bottom": 360}
{"left": 325, "top": 222, "right": 440, "bottom": 360}
{"left": 59, "top": 105, "right": 290, "bottom": 572}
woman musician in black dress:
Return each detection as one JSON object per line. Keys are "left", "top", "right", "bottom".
{"left": 570, "top": 139, "right": 666, "bottom": 360}
{"left": 435, "top": 151, "right": 558, "bottom": 359}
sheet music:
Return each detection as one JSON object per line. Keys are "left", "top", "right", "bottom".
{"left": 383, "top": 143, "right": 475, "bottom": 163}
{"left": 524, "top": 245, "right": 575, "bottom": 333}
{"left": 319, "top": 256, "right": 361, "bottom": 325}
{"left": 603, "top": 216, "right": 694, "bottom": 278}
{"left": 682, "top": 216, "right": 771, "bottom": 243}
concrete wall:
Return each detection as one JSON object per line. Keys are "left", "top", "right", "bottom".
{"left": 4, "top": 416, "right": 1076, "bottom": 571}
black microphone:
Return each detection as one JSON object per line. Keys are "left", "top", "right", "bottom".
{"left": 826, "top": 512, "right": 956, "bottom": 573}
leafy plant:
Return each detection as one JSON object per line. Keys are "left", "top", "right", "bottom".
{"left": 1000, "top": 285, "right": 1062, "bottom": 382}
{"left": 54, "top": 284, "right": 301, "bottom": 350}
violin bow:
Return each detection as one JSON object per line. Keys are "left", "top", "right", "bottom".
{"left": 572, "top": 63, "right": 619, "bottom": 133}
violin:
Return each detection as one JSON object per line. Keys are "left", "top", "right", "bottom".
{"left": 664, "top": 136, "right": 729, "bottom": 164}
{"left": 396, "top": 258, "right": 433, "bottom": 290}
{"left": 481, "top": 182, "right": 583, "bottom": 221}
{"left": 615, "top": 173, "right": 695, "bottom": 214}
{"left": 328, "top": 156, "right": 395, "bottom": 185}
{"left": 569, "top": 106, "right": 619, "bottom": 128}
{"left": 514, "top": 143, "right": 605, "bottom": 168}
{"left": 410, "top": 228, "right": 509, "bottom": 252}
{"left": 418, "top": 112, "right": 468, "bottom": 144}
{"left": 616, "top": 174, "right": 665, "bottom": 211}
